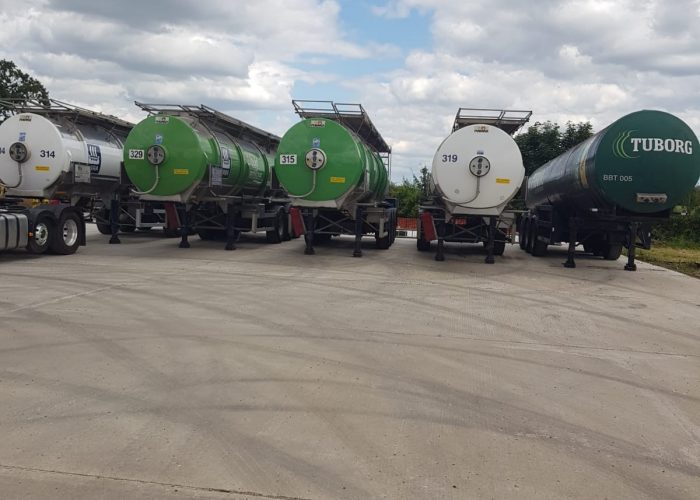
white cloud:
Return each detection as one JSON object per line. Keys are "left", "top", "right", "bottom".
{"left": 0, "top": 0, "right": 380, "bottom": 119}
{"left": 1, "top": 0, "right": 699, "bottom": 183}
{"left": 361, "top": 0, "right": 700, "bottom": 179}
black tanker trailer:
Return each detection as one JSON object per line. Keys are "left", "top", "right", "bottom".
{"left": 519, "top": 110, "right": 700, "bottom": 270}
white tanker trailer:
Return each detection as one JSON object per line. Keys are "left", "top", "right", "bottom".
{"left": 0, "top": 99, "right": 146, "bottom": 254}
{"left": 0, "top": 99, "right": 132, "bottom": 200}
{"left": 417, "top": 108, "right": 531, "bottom": 263}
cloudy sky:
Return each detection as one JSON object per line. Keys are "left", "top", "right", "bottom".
{"left": 1, "top": 0, "right": 699, "bottom": 180}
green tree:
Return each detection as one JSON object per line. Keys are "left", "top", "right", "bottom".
{"left": 561, "top": 121, "right": 593, "bottom": 150}
{"left": 515, "top": 120, "right": 594, "bottom": 176}
{"left": 0, "top": 59, "right": 49, "bottom": 121}
{"left": 389, "top": 165, "right": 432, "bottom": 217}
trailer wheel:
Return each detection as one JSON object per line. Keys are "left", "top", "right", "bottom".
{"left": 281, "top": 210, "right": 291, "bottom": 241}
{"left": 266, "top": 210, "right": 284, "bottom": 244}
{"left": 197, "top": 228, "right": 216, "bottom": 240}
{"left": 417, "top": 218, "right": 431, "bottom": 251}
{"left": 28, "top": 215, "right": 53, "bottom": 254}
{"left": 95, "top": 208, "right": 112, "bottom": 235}
{"left": 525, "top": 219, "right": 535, "bottom": 254}
{"left": 532, "top": 234, "right": 548, "bottom": 257}
{"left": 493, "top": 230, "right": 507, "bottom": 256}
{"left": 417, "top": 237, "right": 431, "bottom": 251}
{"left": 49, "top": 211, "right": 82, "bottom": 255}
{"left": 376, "top": 232, "right": 391, "bottom": 249}
{"left": 603, "top": 244, "right": 622, "bottom": 260}
{"left": 314, "top": 233, "right": 332, "bottom": 245}
{"left": 518, "top": 217, "right": 528, "bottom": 250}
{"left": 388, "top": 209, "right": 397, "bottom": 246}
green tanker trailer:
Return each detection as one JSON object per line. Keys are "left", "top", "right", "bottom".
{"left": 520, "top": 109, "right": 700, "bottom": 270}
{"left": 123, "top": 103, "right": 290, "bottom": 250}
{"left": 275, "top": 100, "right": 395, "bottom": 256}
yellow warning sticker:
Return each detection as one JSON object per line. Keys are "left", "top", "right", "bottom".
{"left": 35, "top": 165, "right": 50, "bottom": 171}
{"left": 496, "top": 178, "right": 510, "bottom": 184}
{"left": 330, "top": 176, "right": 346, "bottom": 184}
{"left": 173, "top": 169, "right": 189, "bottom": 175}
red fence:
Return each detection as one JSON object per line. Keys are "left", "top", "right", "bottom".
{"left": 397, "top": 217, "right": 418, "bottom": 231}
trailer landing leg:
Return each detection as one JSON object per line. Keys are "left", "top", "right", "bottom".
{"left": 353, "top": 206, "right": 363, "bottom": 258}
{"left": 225, "top": 203, "right": 237, "bottom": 251}
{"left": 564, "top": 217, "right": 577, "bottom": 268}
{"left": 625, "top": 223, "right": 638, "bottom": 272}
{"left": 109, "top": 199, "right": 121, "bottom": 244}
{"left": 179, "top": 206, "right": 190, "bottom": 249}
{"left": 485, "top": 216, "right": 496, "bottom": 264}
{"left": 304, "top": 210, "right": 315, "bottom": 255}
{"left": 435, "top": 218, "right": 445, "bottom": 262}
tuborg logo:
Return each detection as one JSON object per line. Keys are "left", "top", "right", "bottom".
{"left": 614, "top": 130, "right": 693, "bottom": 159}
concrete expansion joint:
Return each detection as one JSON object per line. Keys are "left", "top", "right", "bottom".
{"left": 0, "top": 464, "right": 313, "bottom": 500}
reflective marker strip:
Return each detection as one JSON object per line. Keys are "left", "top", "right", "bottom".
{"left": 330, "top": 177, "right": 346, "bottom": 183}
{"left": 496, "top": 178, "right": 510, "bottom": 184}
{"left": 35, "top": 166, "right": 50, "bottom": 171}
{"left": 173, "top": 169, "right": 189, "bottom": 175}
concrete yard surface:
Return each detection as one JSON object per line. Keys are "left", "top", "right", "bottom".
{"left": 0, "top": 229, "right": 699, "bottom": 499}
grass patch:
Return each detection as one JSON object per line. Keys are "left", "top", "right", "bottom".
{"left": 634, "top": 242, "right": 700, "bottom": 278}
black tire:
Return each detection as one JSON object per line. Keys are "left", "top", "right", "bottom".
{"left": 197, "top": 228, "right": 217, "bottom": 240}
{"left": 314, "top": 233, "right": 332, "bottom": 245}
{"left": 117, "top": 212, "right": 135, "bottom": 232}
{"left": 49, "top": 211, "right": 82, "bottom": 255}
{"left": 518, "top": 218, "right": 527, "bottom": 250}
{"left": 493, "top": 228, "right": 506, "bottom": 256}
{"left": 483, "top": 229, "right": 506, "bottom": 256}
{"left": 28, "top": 215, "right": 53, "bottom": 254}
{"left": 525, "top": 219, "right": 535, "bottom": 254}
{"left": 521, "top": 217, "right": 530, "bottom": 252}
{"left": 417, "top": 237, "right": 431, "bottom": 251}
{"left": 281, "top": 210, "right": 291, "bottom": 241}
{"left": 95, "top": 208, "right": 112, "bottom": 235}
{"left": 532, "top": 233, "right": 548, "bottom": 257}
{"left": 603, "top": 244, "right": 623, "bottom": 260}
{"left": 376, "top": 233, "right": 390, "bottom": 249}
{"left": 417, "top": 217, "right": 431, "bottom": 251}
{"left": 266, "top": 210, "right": 284, "bottom": 244}
{"left": 388, "top": 209, "right": 397, "bottom": 246}
{"left": 493, "top": 240, "right": 506, "bottom": 256}
{"left": 96, "top": 222, "right": 112, "bottom": 235}
{"left": 592, "top": 242, "right": 605, "bottom": 256}
{"left": 375, "top": 212, "right": 391, "bottom": 250}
